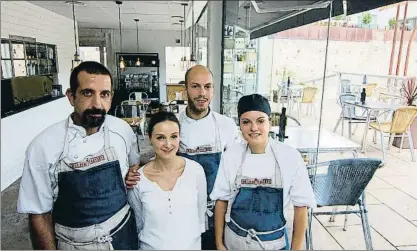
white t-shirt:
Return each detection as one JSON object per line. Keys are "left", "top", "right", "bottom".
{"left": 17, "top": 115, "right": 140, "bottom": 214}
{"left": 128, "top": 158, "right": 207, "bottom": 250}
{"left": 210, "top": 140, "right": 316, "bottom": 210}
{"left": 178, "top": 109, "right": 239, "bottom": 155}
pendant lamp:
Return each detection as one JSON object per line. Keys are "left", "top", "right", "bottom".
{"left": 188, "top": 0, "right": 197, "bottom": 69}
{"left": 71, "top": 0, "right": 82, "bottom": 70}
{"left": 134, "top": 18, "right": 141, "bottom": 66}
{"left": 180, "top": 3, "right": 188, "bottom": 70}
{"left": 116, "top": 1, "right": 125, "bottom": 70}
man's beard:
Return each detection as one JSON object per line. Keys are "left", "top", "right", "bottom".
{"left": 188, "top": 96, "right": 209, "bottom": 115}
{"left": 82, "top": 108, "right": 106, "bottom": 128}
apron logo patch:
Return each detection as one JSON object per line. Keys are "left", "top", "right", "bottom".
{"left": 241, "top": 178, "right": 272, "bottom": 185}
{"left": 186, "top": 145, "right": 213, "bottom": 154}
{"left": 69, "top": 155, "right": 106, "bottom": 169}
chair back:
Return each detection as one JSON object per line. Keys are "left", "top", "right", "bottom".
{"left": 339, "top": 93, "right": 357, "bottom": 118}
{"left": 389, "top": 106, "right": 417, "bottom": 134}
{"left": 270, "top": 112, "right": 301, "bottom": 127}
{"left": 313, "top": 158, "right": 382, "bottom": 206}
{"left": 341, "top": 79, "right": 351, "bottom": 93}
{"left": 301, "top": 87, "right": 317, "bottom": 103}
{"left": 365, "top": 83, "right": 378, "bottom": 97}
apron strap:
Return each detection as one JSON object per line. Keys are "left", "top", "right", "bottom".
{"left": 62, "top": 117, "right": 71, "bottom": 159}
{"left": 104, "top": 120, "right": 110, "bottom": 149}
{"left": 212, "top": 113, "right": 222, "bottom": 152}
{"left": 229, "top": 218, "right": 288, "bottom": 250}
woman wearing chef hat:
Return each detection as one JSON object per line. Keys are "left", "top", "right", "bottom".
{"left": 210, "top": 94, "right": 316, "bottom": 250}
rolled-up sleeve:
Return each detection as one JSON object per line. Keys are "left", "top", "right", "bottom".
{"left": 196, "top": 166, "right": 207, "bottom": 233}
{"left": 289, "top": 152, "right": 317, "bottom": 209}
{"left": 17, "top": 144, "right": 53, "bottom": 214}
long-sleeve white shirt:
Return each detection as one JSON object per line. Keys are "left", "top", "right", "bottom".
{"left": 128, "top": 158, "right": 207, "bottom": 250}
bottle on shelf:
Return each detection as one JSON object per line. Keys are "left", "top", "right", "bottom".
{"left": 363, "top": 75, "right": 367, "bottom": 85}
{"left": 360, "top": 88, "right": 366, "bottom": 104}
{"left": 278, "top": 107, "right": 288, "bottom": 142}
{"left": 287, "top": 76, "right": 291, "bottom": 88}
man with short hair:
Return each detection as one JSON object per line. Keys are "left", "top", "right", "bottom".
{"left": 127, "top": 65, "right": 239, "bottom": 250}
{"left": 17, "top": 61, "right": 140, "bottom": 250}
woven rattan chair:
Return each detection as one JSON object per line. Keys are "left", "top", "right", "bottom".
{"left": 369, "top": 106, "right": 417, "bottom": 162}
{"left": 306, "top": 158, "right": 383, "bottom": 250}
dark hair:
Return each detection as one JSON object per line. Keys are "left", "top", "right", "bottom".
{"left": 184, "top": 65, "right": 213, "bottom": 88}
{"left": 69, "top": 61, "right": 113, "bottom": 95}
{"left": 147, "top": 111, "right": 181, "bottom": 136}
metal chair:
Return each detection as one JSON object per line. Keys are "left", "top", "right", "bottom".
{"left": 168, "top": 100, "right": 187, "bottom": 113}
{"left": 365, "top": 83, "right": 378, "bottom": 97}
{"left": 340, "top": 79, "right": 351, "bottom": 94}
{"left": 114, "top": 102, "right": 144, "bottom": 148}
{"left": 270, "top": 112, "right": 301, "bottom": 127}
{"left": 306, "top": 158, "right": 383, "bottom": 250}
{"left": 333, "top": 94, "right": 376, "bottom": 139}
{"left": 369, "top": 106, "right": 417, "bottom": 162}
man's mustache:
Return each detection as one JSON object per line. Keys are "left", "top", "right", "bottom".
{"left": 193, "top": 96, "right": 208, "bottom": 101}
{"left": 84, "top": 108, "right": 106, "bottom": 116}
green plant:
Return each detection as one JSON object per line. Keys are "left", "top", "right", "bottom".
{"left": 401, "top": 77, "right": 417, "bottom": 106}
{"left": 388, "top": 17, "right": 396, "bottom": 29}
{"left": 362, "top": 13, "right": 373, "bottom": 25}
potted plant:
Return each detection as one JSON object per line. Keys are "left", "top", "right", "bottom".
{"left": 393, "top": 77, "right": 417, "bottom": 149}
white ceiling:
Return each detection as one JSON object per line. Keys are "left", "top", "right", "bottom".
{"left": 30, "top": 1, "right": 190, "bottom": 30}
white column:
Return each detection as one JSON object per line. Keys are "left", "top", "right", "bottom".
{"left": 207, "top": 1, "right": 223, "bottom": 113}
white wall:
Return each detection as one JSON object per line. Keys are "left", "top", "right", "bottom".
{"left": 256, "top": 37, "right": 417, "bottom": 101}
{"left": 113, "top": 30, "right": 182, "bottom": 103}
{"left": 1, "top": 1, "right": 74, "bottom": 191}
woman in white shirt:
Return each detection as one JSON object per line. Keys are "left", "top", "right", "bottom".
{"left": 127, "top": 111, "right": 207, "bottom": 250}
{"left": 211, "top": 94, "right": 316, "bottom": 250}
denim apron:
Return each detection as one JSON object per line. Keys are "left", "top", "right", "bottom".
{"left": 224, "top": 144, "right": 290, "bottom": 250}
{"left": 178, "top": 112, "right": 222, "bottom": 249}
{"left": 50, "top": 117, "right": 138, "bottom": 250}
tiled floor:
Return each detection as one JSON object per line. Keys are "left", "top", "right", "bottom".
{"left": 290, "top": 94, "right": 417, "bottom": 250}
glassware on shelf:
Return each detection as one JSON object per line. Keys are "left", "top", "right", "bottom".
{"left": 1, "top": 60, "right": 13, "bottom": 79}
{"left": 1, "top": 42, "right": 11, "bottom": 59}
{"left": 12, "top": 44, "right": 25, "bottom": 59}
{"left": 13, "top": 60, "right": 27, "bottom": 76}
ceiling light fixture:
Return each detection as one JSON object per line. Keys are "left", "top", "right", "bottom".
{"left": 71, "top": 0, "right": 82, "bottom": 70}
{"left": 116, "top": 1, "right": 125, "bottom": 71}
{"left": 188, "top": 0, "right": 197, "bottom": 69}
{"left": 180, "top": 3, "right": 188, "bottom": 70}
{"left": 134, "top": 18, "right": 141, "bottom": 67}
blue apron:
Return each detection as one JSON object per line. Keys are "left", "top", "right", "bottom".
{"left": 224, "top": 143, "right": 290, "bottom": 250}
{"left": 51, "top": 117, "right": 138, "bottom": 250}
{"left": 177, "top": 112, "right": 222, "bottom": 249}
